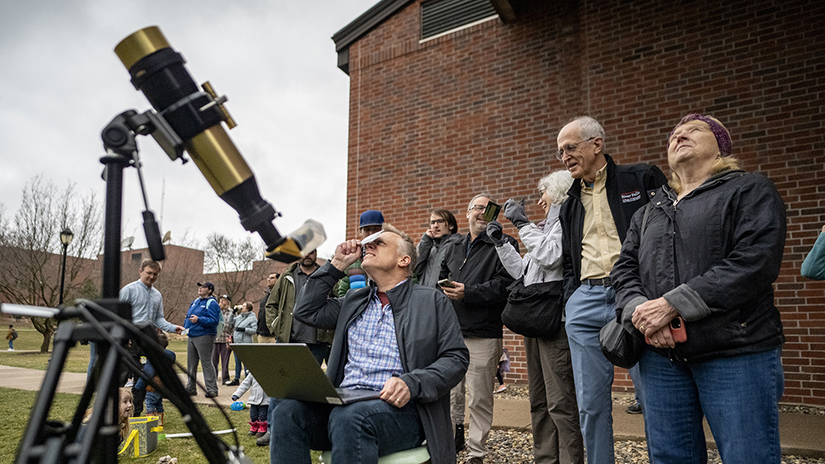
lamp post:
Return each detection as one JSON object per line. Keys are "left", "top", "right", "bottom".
{"left": 58, "top": 227, "right": 74, "bottom": 306}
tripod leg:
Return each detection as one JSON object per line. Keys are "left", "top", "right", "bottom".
{"left": 16, "top": 322, "right": 76, "bottom": 460}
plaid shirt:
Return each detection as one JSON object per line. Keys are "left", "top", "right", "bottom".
{"left": 339, "top": 289, "right": 404, "bottom": 391}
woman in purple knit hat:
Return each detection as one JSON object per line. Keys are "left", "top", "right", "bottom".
{"left": 611, "top": 114, "right": 787, "bottom": 464}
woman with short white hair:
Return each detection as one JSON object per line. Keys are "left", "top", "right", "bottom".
{"left": 487, "top": 169, "right": 583, "bottom": 464}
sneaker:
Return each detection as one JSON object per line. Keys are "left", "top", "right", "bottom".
{"left": 226, "top": 379, "right": 240, "bottom": 386}
{"left": 626, "top": 402, "right": 643, "bottom": 414}
{"left": 186, "top": 390, "right": 197, "bottom": 396}
{"left": 455, "top": 424, "right": 465, "bottom": 452}
{"left": 204, "top": 392, "right": 218, "bottom": 398}
{"left": 494, "top": 384, "right": 507, "bottom": 394}
{"left": 256, "top": 431, "right": 271, "bottom": 446}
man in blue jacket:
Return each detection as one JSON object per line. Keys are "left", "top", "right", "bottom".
{"left": 184, "top": 281, "right": 221, "bottom": 397}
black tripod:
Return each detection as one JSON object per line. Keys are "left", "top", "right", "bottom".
{"left": 14, "top": 110, "right": 250, "bottom": 464}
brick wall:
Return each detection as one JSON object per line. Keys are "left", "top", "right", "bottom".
{"left": 342, "top": 0, "right": 825, "bottom": 405}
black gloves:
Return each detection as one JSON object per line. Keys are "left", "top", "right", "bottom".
{"left": 503, "top": 198, "right": 530, "bottom": 229}
{"left": 486, "top": 220, "right": 505, "bottom": 246}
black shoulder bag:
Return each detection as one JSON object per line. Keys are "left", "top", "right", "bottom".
{"left": 599, "top": 202, "right": 652, "bottom": 368}
{"left": 501, "top": 263, "right": 564, "bottom": 339}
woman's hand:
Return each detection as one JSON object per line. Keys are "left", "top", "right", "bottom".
{"left": 645, "top": 325, "right": 677, "bottom": 349}
{"left": 632, "top": 297, "right": 678, "bottom": 339}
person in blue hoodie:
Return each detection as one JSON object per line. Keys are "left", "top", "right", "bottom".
{"left": 184, "top": 281, "right": 221, "bottom": 397}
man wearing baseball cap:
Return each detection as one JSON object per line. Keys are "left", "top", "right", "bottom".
{"left": 184, "top": 281, "right": 221, "bottom": 397}
{"left": 335, "top": 210, "right": 385, "bottom": 297}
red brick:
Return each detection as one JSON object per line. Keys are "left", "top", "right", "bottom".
{"left": 341, "top": 0, "right": 825, "bottom": 405}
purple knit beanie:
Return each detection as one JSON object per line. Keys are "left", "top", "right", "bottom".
{"left": 668, "top": 114, "right": 732, "bottom": 156}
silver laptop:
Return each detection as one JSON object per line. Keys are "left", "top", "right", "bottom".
{"left": 231, "top": 343, "right": 381, "bottom": 405}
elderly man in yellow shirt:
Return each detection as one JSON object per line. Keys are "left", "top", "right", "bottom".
{"left": 557, "top": 116, "right": 667, "bottom": 464}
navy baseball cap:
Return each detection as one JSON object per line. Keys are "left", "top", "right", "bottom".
{"left": 197, "top": 281, "right": 215, "bottom": 291}
{"left": 359, "top": 210, "right": 385, "bottom": 228}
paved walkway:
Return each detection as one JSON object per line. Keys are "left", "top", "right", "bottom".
{"left": 2, "top": 365, "right": 823, "bottom": 458}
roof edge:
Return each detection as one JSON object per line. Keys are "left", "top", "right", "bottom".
{"left": 332, "top": 0, "right": 416, "bottom": 53}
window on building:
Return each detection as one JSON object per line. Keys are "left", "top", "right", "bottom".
{"left": 131, "top": 253, "right": 142, "bottom": 264}
{"left": 420, "top": 0, "right": 498, "bottom": 41}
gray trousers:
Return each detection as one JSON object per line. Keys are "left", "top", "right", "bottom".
{"left": 526, "top": 328, "right": 584, "bottom": 464}
{"left": 187, "top": 334, "right": 218, "bottom": 395}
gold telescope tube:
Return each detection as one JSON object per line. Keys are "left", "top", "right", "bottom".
{"left": 185, "top": 126, "right": 253, "bottom": 196}
{"left": 115, "top": 26, "right": 169, "bottom": 70}
{"left": 113, "top": 26, "right": 326, "bottom": 261}
{"left": 114, "top": 26, "right": 253, "bottom": 197}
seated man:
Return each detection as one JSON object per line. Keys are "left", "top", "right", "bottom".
{"left": 271, "top": 223, "right": 469, "bottom": 464}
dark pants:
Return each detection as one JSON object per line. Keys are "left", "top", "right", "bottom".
{"left": 250, "top": 403, "right": 268, "bottom": 422}
{"left": 268, "top": 341, "right": 332, "bottom": 461}
{"left": 270, "top": 399, "right": 422, "bottom": 464}
{"left": 186, "top": 335, "right": 218, "bottom": 395}
{"left": 211, "top": 341, "right": 231, "bottom": 381}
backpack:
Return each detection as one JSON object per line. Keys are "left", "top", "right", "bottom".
{"left": 11, "top": 330, "right": 18, "bottom": 340}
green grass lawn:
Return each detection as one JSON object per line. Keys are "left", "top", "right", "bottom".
{"left": 0, "top": 330, "right": 241, "bottom": 375}
{"left": 0, "top": 329, "right": 326, "bottom": 463}
{"left": 0, "top": 326, "right": 324, "bottom": 462}
{"left": 0, "top": 386, "right": 321, "bottom": 463}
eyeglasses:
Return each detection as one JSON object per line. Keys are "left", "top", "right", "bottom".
{"left": 468, "top": 205, "right": 486, "bottom": 212}
{"left": 556, "top": 137, "right": 596, "bottom": 161}
{"left": 429, "top": 219, "right": 446, "bottom": 225}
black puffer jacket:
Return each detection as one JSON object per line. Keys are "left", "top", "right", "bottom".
{"left": 440, "top": 232, "right": 518, "bottom": 338}
{"left": 611, "top": 170, "right": 787, "bottom": 362}
{"left": 560, "top": 154, "right": 667, "bottom": 300}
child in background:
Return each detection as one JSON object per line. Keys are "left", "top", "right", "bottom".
{"left": 231, "top": 372, "right": 270, "bottom": 437}
{"left": 81, "top": 387, "right": 133, "bottom": 445}
{"left": 133, "top": 331, "right": 176, "bottom": 427}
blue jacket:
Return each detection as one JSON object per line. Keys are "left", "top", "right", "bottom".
{"left": 184, "top": 296, "right": 221, "bottom": 338}
{"left": 801, "top": 233, "right": 825, "bottom": 280}
{"left": 134, "top": 349, "right": 177, "bottom": 391}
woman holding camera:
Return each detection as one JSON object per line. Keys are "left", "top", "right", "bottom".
{"left": 611, "top": 114, "right": 787, "bottom": 463}
{"left": 227, "top": 302, "right": 257, "bottom": 386}
{"left": 488, "top": 170, "right": 583, "bottom": 464}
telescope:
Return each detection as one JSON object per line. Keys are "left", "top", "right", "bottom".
{"left": 14, "top": 26, "right": 326, "bottom": 464}
{"left": 113, "top": 26, "right": 324, "bottom": 262}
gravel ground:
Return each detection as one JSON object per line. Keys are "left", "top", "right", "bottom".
{"left": 457, "top": 430, "right": 825, "bottom": 464}
{"left": 455, "top": 385, "right": 825, "bottom": 463}
{"left": 497, "top": 384, "right": 825, "bottom": 416}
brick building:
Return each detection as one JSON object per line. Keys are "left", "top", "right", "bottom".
{"left": 332, "top": 0, "right": 825, "bottom": 404}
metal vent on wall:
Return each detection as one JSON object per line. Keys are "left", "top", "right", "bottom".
{"left": 421, "top": 0, "right": 497, "bottom": 40}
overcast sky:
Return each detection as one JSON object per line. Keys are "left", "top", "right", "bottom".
{"left": 0, "top": 0, "right": 378, "bottom": 259}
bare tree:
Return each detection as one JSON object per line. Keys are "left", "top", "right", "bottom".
{"left": 203, "top": 233, "right": 269, "bottom": 303}
{"left": 0, "top": 176, "right": 103, "bottom": 352}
